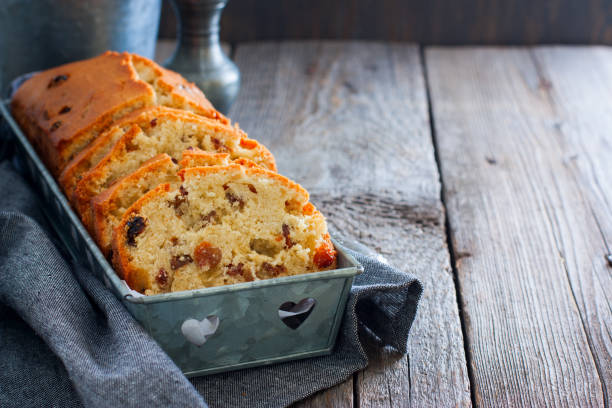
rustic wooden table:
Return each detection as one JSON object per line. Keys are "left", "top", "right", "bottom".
{"left": 157, "top": 41, "right": 612, "bottom": 407}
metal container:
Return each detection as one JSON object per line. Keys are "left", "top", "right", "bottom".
{"left": 164, "top": 0, "right": 240, "bottom": 114}
{"left": 0, "top": 101, "right": 362, "bottom": 376}
{"left": 0, "top": 0, "right": 162, "bottom": 93}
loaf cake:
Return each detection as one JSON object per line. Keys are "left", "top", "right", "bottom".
{"left": 11, "top": 51, "right": 227, "bottom": 176}
{"left": 112, "top": 164, "right": 337, "bottom": 294}
{"left": 11, "top": 52, "right": 338, "bottom": 295}
{"left": 92, "top": 148, "right": 258, "bottom": 257}
{"left": 71, "top": 108, "right": 276, "bottom": 230}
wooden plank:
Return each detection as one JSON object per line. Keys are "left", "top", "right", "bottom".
{"left": 230, "top": 41, "right": 471, "bottom": 407}
{"left": 160, "top": 0, "right": 612, "bottom": 45}
{"left": 426, "top": 46, "right": 611, "bottom": 407}
{"left": 294, "top": 378, "right": 353, "bottom": 408}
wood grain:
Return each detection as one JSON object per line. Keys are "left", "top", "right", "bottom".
{"left": 160, "top": 0, "right": 612, "bottom": 45}
{"left": 230, "top": 41, "right": 471, "bottom": 407}
{"left": 426, "top": 46, "right": 611, "bottom": 407}
{"left": 293, "top": 378, "right": 353, "bottom": 408}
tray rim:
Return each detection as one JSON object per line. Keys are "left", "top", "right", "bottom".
{"left": 183, "top": 345, "right": 334, "bottom": 378}
{"left": 0, "top": 100, "right": 363, "bottom": 305}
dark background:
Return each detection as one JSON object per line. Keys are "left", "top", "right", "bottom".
{"left": 159, "top": 0, "right": 612, "bottom": 44}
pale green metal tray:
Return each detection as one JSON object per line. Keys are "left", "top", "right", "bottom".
{"left": 0, "top": 101, "right": 363, "bottom": 376}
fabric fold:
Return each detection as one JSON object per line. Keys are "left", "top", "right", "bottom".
{"left": 0, "top": 211, "right": 207, "bottom": 408}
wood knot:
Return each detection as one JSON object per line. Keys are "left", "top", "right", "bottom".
{"left": 455, "top": 251, "right": 472, "bottom": 260}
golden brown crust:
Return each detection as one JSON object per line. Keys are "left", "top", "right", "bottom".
{"left": 130, "top": 54, "right": 229, "bottom": 125}
{"left": 10, "top": 52, "right": 336, "bottom": 296}
{"left": 59, "top": 106, "right": 199, "bottom": 197}
{"left": 73, "top": 124, "right": 141, "bottom": 230}
{"left": 72, "top": 111, "right": 275, "bottom": 231}
{"left": 179, "top": 148, "right": 261, "bottom": 169}
{"left": 111, "top": 183, "right": 172, "bottom": 286}
{"left": 241, "top": 139, "right": 277, "bottom": 172}
{"left": 11, "top": 51, "right": 153, "bottom": 175}
{"left": 112, "top": 165, "right": 335, "bottom": 293}
{"left": 11, "top": 52, "right": 227, "bottom": 176}
{"left": 177, "top": 164, "right": 310, "bottom": 202}
{"left": 92, "top": 149, "right": 264, "bottom": 258}
{"left": 58, "top": 126, "right": 124, "bottom": 197}
{"left": 92, "top": 154, "right": 178, "bottom": 257}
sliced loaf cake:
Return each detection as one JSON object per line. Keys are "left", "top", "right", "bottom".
{"left": 92, "top": 149, "right": 258, "bottom": 257}
{"left": 11, "top": 51, "right": 226, "bottom": 176}
{"left": 72, "top": 109, "right": 276, "bottom": 230}
{"left": 58, "top": 106, "right": 239, "bottom": 197}
{"left": 59, "top": 107, "right": 168, "bottom": 197}
{"left": 112, "top": 164, "right": 337, "bottom": 294}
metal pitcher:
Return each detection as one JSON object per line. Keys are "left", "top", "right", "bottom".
{"left": 165, "top": 0, "right": 240, "bottom": 114}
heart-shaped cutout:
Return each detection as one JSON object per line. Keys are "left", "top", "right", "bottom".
{"left": 278, "top": 298, "right": 316, "bottom": 329}
{"left": 181, "top": 315, "right": 220, "bottom": 346}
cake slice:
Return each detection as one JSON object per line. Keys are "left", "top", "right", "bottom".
{"left": 72, "top": 110, "right": 276, "bottom": 230}
{"left": 11, "top": 51, "right": 227, "bottom": 176}
{"left": 91, "top": 148, "right": 257, "bottom": 257}
{"left": 112, "top": 164, "right": 337, "bottom": 295}
{"left": 58, "top": 106, "right": 232, "bottom": 197}
{"left": 91, "top": 154, "right": 179, "bottom": 258}
{"left": 59, "top": 107, "right": 163, "bottom": 197}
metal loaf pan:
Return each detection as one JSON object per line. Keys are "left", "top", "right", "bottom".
{"left": 0, "top": 101, "right": 363, "bottom": 376}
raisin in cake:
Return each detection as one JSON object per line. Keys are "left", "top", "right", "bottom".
{"left": 92, "top": 148, "right": 257, "bottom": 257}
{"left": 112, "top": 164, "right": 337, "bottom": 294}
{"left": 11, "top": 51, "right": 226, "bottom": 176}
{"left": 72, "top": 109, "right": 276, "bottom": 230}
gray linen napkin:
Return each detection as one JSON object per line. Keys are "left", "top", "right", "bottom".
{"left": 0, "top": 156, "right": 422, "bottom": 407}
